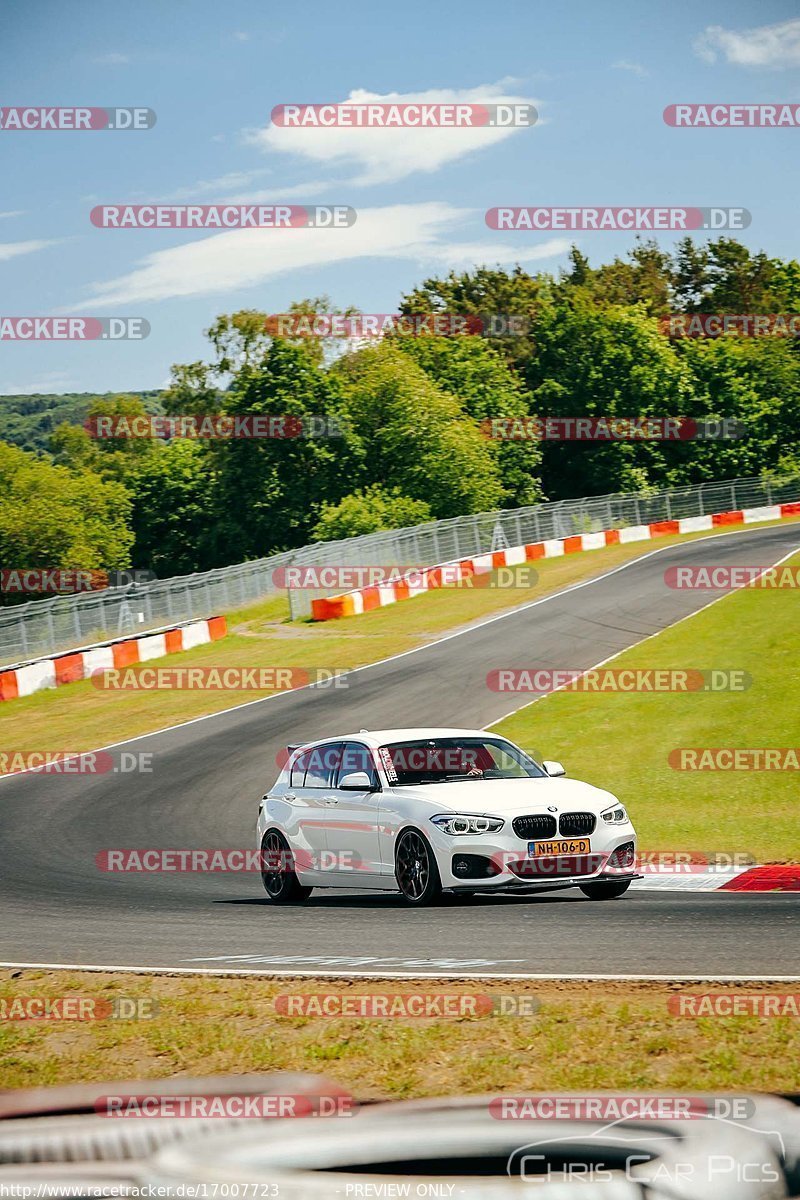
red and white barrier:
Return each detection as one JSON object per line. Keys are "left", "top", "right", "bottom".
{"left": 634, "top": 864, "right": 800, "bottom": 892}
{"left": 0, "top": 616, "right": 227, "bottom": 702}
{"left": 311, "top": 502, "right": 800, "bottom": 620}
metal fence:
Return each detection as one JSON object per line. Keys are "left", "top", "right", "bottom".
{"left": 2, "top": 473, "right": 799, "bottom": 666}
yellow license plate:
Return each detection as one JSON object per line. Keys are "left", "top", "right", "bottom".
{"left": 529, "top": 838, "right": 591, "bottom": 857}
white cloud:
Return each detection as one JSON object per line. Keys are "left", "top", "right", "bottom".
{"left": 92, "top": 52, "right": 131, "bottom": 65}
{"left": 155, "top": 172, "right": 339, "bottom": 204}
{"left": 0, "top": 239, "right": 60, "bottom": 263}
{"left": 74, "top": 203, "right": 568, "bottom": 307}
{"left": 612, "top": 60, "right": 648, "bottom": 77}
{"left": 248, "top": 81, "right": 541, "bottom": 186}
{"left": 232, "top": 31, "right": 250, "bottom": 41}
{"left": 222, "top": 179, "right": 350, "bottom": 203}
{"left": 0, "top": 210, "right": 24, "bottom": 220}
{"left": 157, "top": 168, "right": 273, "bottom": 202}
{"left": 694, "top": 18, "right": 800, "bottom": 67}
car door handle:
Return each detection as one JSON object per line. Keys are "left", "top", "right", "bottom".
{"left": 323, "top": 796, "right": 340, "bottom": 806}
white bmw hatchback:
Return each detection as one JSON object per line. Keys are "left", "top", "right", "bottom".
{"left": 256, "top": 728, "right": 638, "bottom": 906}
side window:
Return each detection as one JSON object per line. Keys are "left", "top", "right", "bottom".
{"left": 290, "top": 749, "right": 311, "bottom": 788}
{"left": 304, "top": 743, "right": 342, "bottom": 789}
{"left": 337, "top": 743, "right": 379, "bottom": 790}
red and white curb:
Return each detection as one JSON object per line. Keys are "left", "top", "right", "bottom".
{"left": 311, "top": 502, "right": 800, "bottom": 620}
{"left": 0, "top": 615, "right": 227, "bottom": 702}
{"left": 633, "top": 865, "right": 800, "bottom": 892}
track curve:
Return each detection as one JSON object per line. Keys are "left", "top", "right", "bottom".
{"left": 1, "top": 524, "right": 798, "bottom": 978}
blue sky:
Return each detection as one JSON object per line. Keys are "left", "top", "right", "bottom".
{"left": 1, "top": 0, "right": 800, "bottom": 395}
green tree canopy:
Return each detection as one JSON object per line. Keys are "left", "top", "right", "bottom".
{"left": 332, "top": 341, "right": 505, "bottom": 518}
{"left": 312, "top": 484, "right": 432, "bottom": 541}
{"left": 0, "top": 441, "right": 133, "bottom": 595}
{"left": 395, "top": 333, "right": 543, "bottom": 505}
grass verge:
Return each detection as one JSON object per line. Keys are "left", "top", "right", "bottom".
{"left": 0, "top": 971, "right": 797, "bottom": 1095}
{"left": 492, "top": 552, "right": 800, "bottom": 862}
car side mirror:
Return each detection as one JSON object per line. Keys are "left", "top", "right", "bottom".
{"left": 542, "top": 760, "right": 566, "bottom": 778}
{"left": 339, "top": 771, "right": 374, "bottom": 791}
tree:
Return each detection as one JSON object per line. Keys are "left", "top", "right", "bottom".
{"left": 50, "top": 394, "right": 160, "bottom": 482}
{"left": 671, "top": 238, "right": 711, "bottom": 312}
{"left": 332, "top": 341, "right": 505, "bottom": 518}
{"left": 400, "top": 265, "right": 541, "bottom": 377}
{"left": 527, "top": 294, "right": 693, "bottom": 498}
{"left": 0, "top": 441, "right": 133, "bottom": 598}
{"left": 668, "top": 335, "right": 800, "bottom": 484}
{"left": 208, "top": 339, "right": 359, "bottom": 562}
{"left": 562, "top": 247, "right": 591, "bottom": 287}
{"left": 395, "top": 333, "right": 543, "bottom": 505}
{"left": 312, "top": 484, "right": 432, "bottom": 541}
{"left": 161, "top": 311, "right": 275, "bottom": 419}
{"left": 125, "top": 440, "right": 216, "bottom": 576}
{"left": 558, "top": 240, "right": 673, "bottom": 316}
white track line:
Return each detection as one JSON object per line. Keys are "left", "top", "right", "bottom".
{"left": 0, "top": 962, "right": 798, "bottom": 982}
{"left": 1, "top": 522, "right": 798, "bottom": 781}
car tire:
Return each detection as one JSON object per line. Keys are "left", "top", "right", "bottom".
{"left": 260, "top": 830, "right": 313, "bottom": 903}
{"left": 579, "top": 880, "right": 632, "bottom": 901}
{"left": 395, "top": 829, "right": 443, "bottom": 906}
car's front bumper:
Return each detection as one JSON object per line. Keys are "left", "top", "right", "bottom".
{"left": 428, "top": 824, "right": 638, "bottom": 892}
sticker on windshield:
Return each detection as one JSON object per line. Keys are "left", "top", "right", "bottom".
{"left": 378, "top": 747, "right": 398, "bottom": 782}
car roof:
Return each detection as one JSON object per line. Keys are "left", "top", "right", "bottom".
{"left": 299, "top": 728, "right": 496, "bottom": 749}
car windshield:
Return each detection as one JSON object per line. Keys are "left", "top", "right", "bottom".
{"left": 378, "top": 737, "right": 545, "bottom": 786}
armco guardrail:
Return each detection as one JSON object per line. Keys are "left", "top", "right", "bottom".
{"left": 286, "top": 473, "right": 800, "bottom": 618}
{"left": 2, "top": 474, "right": 799, "bottom": 664}
{"left": 308, "top": 500, "right": 800, "bottom": 620}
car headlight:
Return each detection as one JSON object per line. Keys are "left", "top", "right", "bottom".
{"left": 431, "top": 814, "right": 505, "bottom": 835}
{"left": 601, "top": 803, "right": 629, "bottom": 824}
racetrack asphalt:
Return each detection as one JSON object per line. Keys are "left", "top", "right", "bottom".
{"left": 1, "top": 523, "right": 798, "bottom": 979}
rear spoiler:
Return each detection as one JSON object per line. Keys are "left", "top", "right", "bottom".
{"left": 277, "top": 742, "right": 309, "bottom": 771}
